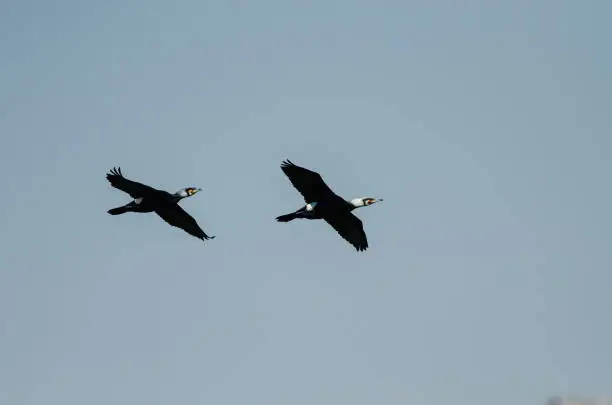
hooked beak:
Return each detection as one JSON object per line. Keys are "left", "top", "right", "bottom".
{"left": 366, "top": 198, "right": 383, "bottom": 205}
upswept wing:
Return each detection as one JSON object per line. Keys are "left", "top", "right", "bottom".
{"left": 324, "top": 213, "right": 369, "bottom": 252}
{"left": 280, "top": 159, "right": 339, "bottom": 203}
{"left": 155, "top": 205, "right": 215, "bottom": 241}
{"left": 106, "top": 167, "right": 157, "bottom": 198}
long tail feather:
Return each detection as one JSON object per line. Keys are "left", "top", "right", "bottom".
{"left": 276, "top": 212, "right": 297, "bottom": 222}
{"left": 108, "top": 205, "right": 129, "bottom": 215}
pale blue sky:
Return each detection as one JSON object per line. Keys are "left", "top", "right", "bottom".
{"left": 1, "top": 1, "right": 611, "bottom": 404}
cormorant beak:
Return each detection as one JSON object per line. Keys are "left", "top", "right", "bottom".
{"left": 188, "top": 188, "right": 202, "bottom": 196}
{"left": 365, "top": 198, "right": 383, "bottom": 205}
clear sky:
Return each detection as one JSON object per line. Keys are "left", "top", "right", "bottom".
{"left": 1, "top": 1, "right": 610, "bottom": 404}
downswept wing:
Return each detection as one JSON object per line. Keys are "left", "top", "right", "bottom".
{"left": 324, "top": 212, "right": 369, "bottom": 251}
{"left": 106, "top": 167, "right": 157, "bottom": 198}
{"left": 280, "top": 159, "right": 340, "bottom": 203}
{"left": 155, "top": 205, "right": 215, "bottom": 240}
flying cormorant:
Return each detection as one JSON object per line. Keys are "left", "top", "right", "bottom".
{"left": 276, "top": 159, "right": 382, "bottom": 251}
{"left": 105, "top": 167, "right": 215, "bottom": 241}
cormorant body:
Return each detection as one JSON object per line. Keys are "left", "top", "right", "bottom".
{"left": 276, "top": 159, "right": 382, "bottom": 251}
{"left": 105, "top": 167, "right": 215, "bottom": 241}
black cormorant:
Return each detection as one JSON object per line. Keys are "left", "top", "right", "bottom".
{"left": 276, "top": 159, "right": 382, "bottom": 251}
{"left": 106, "top": 167, "right": 215, "bottom": 241}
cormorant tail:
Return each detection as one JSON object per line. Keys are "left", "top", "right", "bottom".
{"left": 108, "top": 205, "right": 129, "bottom": 215}
{"left": 276, "top": 212, "right": 297, "bottom": 222}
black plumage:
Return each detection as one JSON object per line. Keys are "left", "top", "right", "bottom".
{"left": 105, "top": 167, "right": 215, "bottom": 241}
{"left": 276, "top": 159, "right": 382, "bottom": 251}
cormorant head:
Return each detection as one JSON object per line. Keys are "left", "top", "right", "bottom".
{"left": 351, "top": 197, "right": 383, "bottom": 208}
{"left": 176, "top": 187, "right": 202, "bottom": 198}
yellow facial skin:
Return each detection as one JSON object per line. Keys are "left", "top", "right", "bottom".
{"left": 364, "top": 198, "right": 383, "bottom": 205}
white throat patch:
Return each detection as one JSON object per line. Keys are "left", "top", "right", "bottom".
{"left": 134, "top": 197, "right": 143, "bottom": 204}
{"left": 350, "top": 198, "right": 364, "bottom": 207}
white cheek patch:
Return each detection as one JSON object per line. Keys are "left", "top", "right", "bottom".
{"left": 134, "top": 198, "right": 143, "bottom": 204}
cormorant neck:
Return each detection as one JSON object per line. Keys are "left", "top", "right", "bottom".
{"left": 349, "top": 198, "right": 365, "bottom": 208}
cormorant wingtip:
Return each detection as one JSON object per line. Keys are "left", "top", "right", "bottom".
{"left": 107, "top": 166, "right": 123, "bottom": 177}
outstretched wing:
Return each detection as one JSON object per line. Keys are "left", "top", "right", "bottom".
{"left": 155, "top": 205, "right": 215, "bottom": 241}
{"left": 324, "top": 213, "right": 369, "bottom": 251}
{"left": 106, "top": 167, "right": 157, "bottom": 198}
{"left": 280, "top": 159, "right": 339, "bottom": 203}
